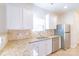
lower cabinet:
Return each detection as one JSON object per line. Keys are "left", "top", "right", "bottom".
{"left": 45, "top": 39, "right": 52, "bottom": 55}
{"left": 29, "top": 42, "right": 39, "bottom": 56}
{"left": 29, "top": 39, "right": 52, "bottom": 56}
{"left": 38, "top": 40, "right": 46, "bottom": 56}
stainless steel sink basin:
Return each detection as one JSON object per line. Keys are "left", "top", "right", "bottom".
{"left": 37, "top": 37, "right": 48, "bottom": 39}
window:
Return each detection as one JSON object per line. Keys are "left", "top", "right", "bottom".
{"left": 33, "top": 14, "right": 49, "bottom": 31}
{"left": 46, "top": 14, "right": 49, "bottom": 29}
{"left": 33, "top": 14, "right": 45, "bottom": 31}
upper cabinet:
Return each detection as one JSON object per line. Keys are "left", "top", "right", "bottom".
{"left": 46, "top": 14, "right": 57, "bottom": 29}
{"left": 0, "top": 4, "right": 6, "bottom": 33}
{"left": 6, "top": 4, "right": 57, "bottom": 30}
{"left": 6, "top": 5, "right": 22, "bottom": 29}
{"left": 23, "top": 8, "right": 33, "bottom": 29}
{"left": 49, "top": 14, "right": 57, "bottom": 29}
{"left": 6, "top": 4, "right": 33, "bottom": 29}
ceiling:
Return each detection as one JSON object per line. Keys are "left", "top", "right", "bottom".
{"left": 6, "top": 3, "right": 79, "bottom": 13}
{"left": 34, "top": 3, "right": 79, "bottom": 13}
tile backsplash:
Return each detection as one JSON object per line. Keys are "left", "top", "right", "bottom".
{"left": 45, "top": 29, "right": 55, "bottom": 36}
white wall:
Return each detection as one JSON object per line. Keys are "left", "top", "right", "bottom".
{"left": 0, "top": 4, "right": 6, "bottom": 33}
{"left": 74, "top": 11, "right": 79, "bottom": 44}
{"left": 57, "top": 13, "right": 64, "bottom": 24}
{"left": 57, "top": 12, "right": 74, "bottom": 24}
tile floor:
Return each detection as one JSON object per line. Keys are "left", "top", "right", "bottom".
{"left": 50, "top": 44, "right": 79, "bottom": 56}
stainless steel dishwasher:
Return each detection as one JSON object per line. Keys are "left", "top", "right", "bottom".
{"left": 52, "top": 37, "right": 61, "bottom": 52}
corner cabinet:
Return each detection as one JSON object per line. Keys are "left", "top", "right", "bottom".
{"left": 6, "top": 5, "right": 33, "bottom": 30}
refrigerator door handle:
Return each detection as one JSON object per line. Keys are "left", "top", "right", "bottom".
{"left": 65, "top": 32, "right": 70, "bottom": 33}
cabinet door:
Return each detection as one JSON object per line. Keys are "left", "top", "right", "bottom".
{"left": 39, "top": 39, "right": 52, "bottom": 56}
{"left": 23, "top": 8, "right": 33, "bottom": 29}
{"left": 45, "top": 39, "right": 52, "bottom": 55}
{"left": 38, "top": 40, "right": 46, "bottom": 56}
{"left": 29, "top": 42, "right": 39, "bottom": 56}
{"left": 7, "top": 5, "right": 22, "bottom": 29}
{"left": 49, "top": 15, "right": 57, "bottom": 29}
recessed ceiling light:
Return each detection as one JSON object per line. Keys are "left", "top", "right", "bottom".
{"left": 64, "top": 5, "right": 67, "bottom": 9}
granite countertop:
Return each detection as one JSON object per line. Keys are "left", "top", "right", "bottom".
{"left": 0, "top": 39, "right": 32, "bottom": 56}
{"left": 0, "top": 34, "right": 60, "bottom": 56}
{"left": 47, "top": 35, "right": 60, "bottom": 39}
{"left": 29, "top": 35, "right": 60, "bottom": 43}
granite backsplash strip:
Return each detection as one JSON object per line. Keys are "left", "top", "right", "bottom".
{"left": 7, "top": 29, "right": 55, "bottom": 40}
{"left": 7, "top": 29, "right": 33, "bottom": 40}
{"left": 32, "top": 29, "right": 55, "bottom": 37}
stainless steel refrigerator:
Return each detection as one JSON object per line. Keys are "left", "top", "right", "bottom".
{"left": 55, "top": 24, "right": 71, "bottom": 49}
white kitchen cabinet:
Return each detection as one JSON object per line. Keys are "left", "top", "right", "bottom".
{"left": 38, "top": 40, "right": 46, "bottom": 56}
{"left": 7, "top": 5, "right": 22, "bottom": 29}
{"left": 39, "top": 39, "right": 52, "bottom": 56}
{"left": 23, "top": 8, "right": 33, "bottom": 29}
{"left": 49, "top": 14, "right": 57, "bottom": 29}
{"left": 7, "top": 5, "right": 33, "bottom": 29}
{"left": 29, "top": 39, "right": 53, "bottom": 56}
{"left": 0, "top": 4, "right": 6, "bottom": 33}
{"left": 46, "top": 14, "right": 57, "bottom": 29}
{"left": 45, "top": 39, "right": 52, "bottom": 55}
{"left": 30, "top": 42, "right": 39, "bottom": 56}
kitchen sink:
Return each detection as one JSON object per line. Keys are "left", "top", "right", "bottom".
{"left": 36, "top": 37, "right": 48, "bottom": 39}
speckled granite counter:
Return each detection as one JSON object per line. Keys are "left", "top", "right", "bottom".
{"left": 0, "top": 39, "right": 32, "bottom": 56}
{"left": 0, "top": 35, "right": 60, "bottom": 56}
{"left": 29, "top": 35, "right": 60, "bottom": 43}
{"left": 0, "top": 33, "right": 8, "bottom": 51}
